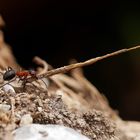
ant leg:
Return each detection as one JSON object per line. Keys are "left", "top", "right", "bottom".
{"left": 20, "top": 76, "right": 39, "bottom": 90}
{"left": 28, "top": 76, "right": 48, "bottom": 90}
{"left": 29, "top": 75, "right": 48, "bottom": 89}
{"left": 22, "top": 77, "right": 28, "bottom": 89}
{"left": 0, "top": 77, "right": 16, "bottom": 89}
{"left": 30, "top": 82, "right": 40, "bottom": 89}
{"left": 40, "top": 78, "right": 48, "bottom": 88}
{"left": 33, "top": 77, "right": 48, "bottom": 89}
{"left": 17, "top": 78, "right": 22, "bottom": 83}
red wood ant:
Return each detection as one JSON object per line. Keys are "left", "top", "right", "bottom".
{"left": 1, "top": 67, "right": 47, "bottom": 89}
{"left": 3, "top": 67, "right": 37, "bottom": 81}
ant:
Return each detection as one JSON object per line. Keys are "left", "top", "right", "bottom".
{"left": 1, "top": 67, "right": 47, "bottom": 89}
{"left": 3, "top": 67, "right": 36, "bottom": 81}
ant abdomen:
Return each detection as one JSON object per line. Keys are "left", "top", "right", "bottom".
{"left": 3, "top": 67, "right": 16, "bottom": 81}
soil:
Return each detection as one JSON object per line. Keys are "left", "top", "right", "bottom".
{"left": 0, "top": 84, "right": 117, "bottom": 140}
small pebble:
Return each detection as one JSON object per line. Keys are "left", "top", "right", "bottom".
{"left": 20, "top": 114, "right": 33, "bottom": 126}
{"left": 2, "top": 84, "right": 15, "bottom": 93}
{"left": 38, "top": 107, "right": 43, "bottom": 112}
{"left": 13, "top": 124, "right": 90, "bottom": 140}
{"left": 0, "top": 104, "right": 11, "bottom": 111}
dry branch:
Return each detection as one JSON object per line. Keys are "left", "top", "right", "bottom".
{"left": 37, "top": 46, "right": 140, "bottom": 79}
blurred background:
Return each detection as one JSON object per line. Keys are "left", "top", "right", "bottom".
{"left": 0, "top": 0, "right": 140, "bottom": 120}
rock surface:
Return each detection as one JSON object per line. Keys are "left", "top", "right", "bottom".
{"left": 13, "top": 124, "right": 90, "bottom": 140}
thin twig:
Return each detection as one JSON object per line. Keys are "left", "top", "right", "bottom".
{"left": 37, "top": 46, "right": 140, "bottom": 79}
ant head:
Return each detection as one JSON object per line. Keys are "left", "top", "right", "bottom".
{"left": 28, "top": 69, "right": 36, "bottom": 76}
{"left": 3, "top": 67, "right": 16, "bottom": 81}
